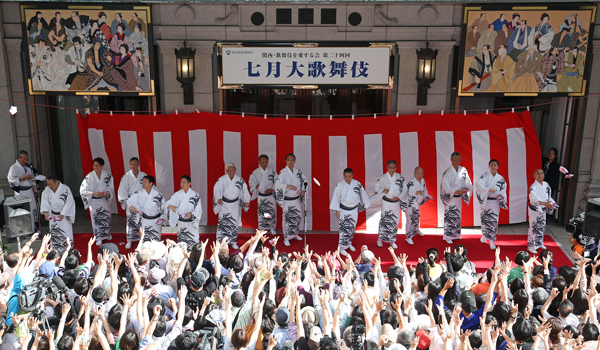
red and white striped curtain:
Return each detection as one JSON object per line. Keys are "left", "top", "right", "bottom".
{"left": 77, "top": 111, "right": 541, "bottom": 232}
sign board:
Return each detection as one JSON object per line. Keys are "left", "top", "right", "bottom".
{"left": 219, "top": 44, "right": 393, "bottom": 87}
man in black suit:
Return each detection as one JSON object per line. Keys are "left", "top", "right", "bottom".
{"left": 64, "top": 11, "right": 90, "bottom": 43}
{"left": 27, "top": 11, "right": 48, "bottom": 31}
{"left": 49, "top": 12, "right": 66, "bottom": 30}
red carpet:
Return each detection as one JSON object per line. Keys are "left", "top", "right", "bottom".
{"left": 71, "top": 233, "right": 572, "bottom": 273}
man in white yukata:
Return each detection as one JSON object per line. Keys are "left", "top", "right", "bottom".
{"left": 249, "top": 155, "right": 278, "bottom": 235}
{"left": 275, "top": 154, "right": 308, "bottom": 247}
{"left": 440, "top": 152, "right": 473, "bottom": 244}
{"left": 404, "top": 167, "right": 431, "bottom": 245}
{"left": 41, "top": 175, "right": 76, "bottom": 253}
{"left": 527, "top": 169, "right": 556, "bottom": 254}
{"left": 476, "top": 159, "right": 509, "bottom": 250}
{"left": 7, "top": 150, "right": 42, "bottom": 231}
{"left": 372, "top": 160, "right": 408, "bottom": 249}
{"left": 127, "top": 175, "right": 165, "bottom": 244}
{"left": 80, "top": 157, "right": 114, "bottom": 246}
{"left": 118, "top": 157, "right": 146, "bottom": 249}
{"left": 166, "top": 175, "right": 203, "bottom": 251}
{"left": 213, "top": 163, "right": 250, "bottom": 250}
{"left": 329, "top": 168, "right": 370, "bottom": 256}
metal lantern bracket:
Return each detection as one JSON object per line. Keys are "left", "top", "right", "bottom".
{"left": 175, "top": 41, "right": 197, "bottom": 105}
{"left": 415, "top": 41, "right": 438, "bottom": 106}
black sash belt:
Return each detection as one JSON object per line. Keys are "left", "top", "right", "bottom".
{"left": 179, "top": 217, "right": 193, "bottom": 222}
{"left": 52, "top": 211, "right": 61, "bottom": 215}
{"left": 18, "top": 186, "right": 32, "bottom": 191}
{"left": 92, "top": 196, "right": 104, "bottom": 199}
{"left": 383, "top": 197, "right": 399, "bottom": 203}
{"left": 340, "top": 204, "right": 358, "bottom": 211}
{"left": 258, "top": 192, "right": 272, "bottom": 197}
{"left": 284, "top": 196, "right": 299, "bottom": 201}
{"left": 529, "top": 204, "right": 545, "bottom": 211}
{"left": 142, "top": 213, "right": 161, "bottom": 220}
{"left": 222, "top": 197, "right": 238, "bottom": 203}
{"left": 487, "top": 197, "right": 497, "bottom": 200}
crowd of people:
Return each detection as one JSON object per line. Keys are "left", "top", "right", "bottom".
{"left": 0, "top": 225, "right": 594, "bottom": 350}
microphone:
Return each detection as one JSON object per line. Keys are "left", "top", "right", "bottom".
{"left": 52, "top": 276, "right": 70, "bottom": 304}
{"left": 52, "top": 275, "right": 67, "bottom": 291}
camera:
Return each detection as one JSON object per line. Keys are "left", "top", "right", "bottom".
{"left": 351, "top": 324, "right": 367, "bottom": 350}
{"left": 566, "top": 213, "right": 584, "bottom": 234}
{"left": 17, "top": 275, "right": 65, "bottom": 319}
{"left": 193, "top": 326, "right": 221, "bottom": 350}
{"left": 567, "top": 212, "right": 599, "bottom": 258}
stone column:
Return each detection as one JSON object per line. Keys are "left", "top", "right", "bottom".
{"left": 0, "top": 26, "right": 18, "bottom": 175}
{"left": 156, "top": 40, "right": 216, "bottom": 111}
{"left": 395, "top": 41, "right": 455, "bottom": 112}
{"left": 4, "top": 39, "right": 35, "bottom": 166}
{"left": 577, "top": 41, "right": 600, "bottom": 213}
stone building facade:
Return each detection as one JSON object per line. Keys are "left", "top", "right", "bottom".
{"left": 0, "top": 1, "right": 599, "bottom": 224}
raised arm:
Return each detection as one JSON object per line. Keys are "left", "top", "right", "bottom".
{"left": 194, "top": 239, "right": 209, "bottom": 273}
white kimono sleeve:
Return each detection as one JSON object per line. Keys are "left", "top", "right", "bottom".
{"left": 106, "top": 173, "right": 115, "bottom": 201}
{"left": 191, "top": 196, "right": 203, "bottom": 227}
{"left": 79, "top": 175, "right": 93, "bottom": 210}
{"left": 241, "top": 181, "right": 251, "bottom": 213}
{"left": 329, "top": 184, "right": 341, "bottom": 212}
{"left": 421, "top": 180, "right": 430, "bottom": 206}
{"left": 369, "top": 177, "right": 386, "bottom": 205}
{"left": 529, "top": 185, "right": 541, "bottom": 206}
{"left": 441, "top": 171, "right": 458, "bottom": 196}
{"left": 462, "top": 171, "right": 473, "bottom": 205}
{"left": 126, "top": 191, "right": 143, "bottom": 213}
{"left": 165, "top": 191, "right": 181, "bottom": 228}
{"left": 62, "top": 187, "right": 76, "bottom": 224}
{"left": 358, "top": 184, "right": 371, "bottom": 212}
{"left": 40, "top": 188, "right": 52, "bottom": 217}
{"left": 117, "top": 178, "right": 130, "bottom": 210}
{"left": 7, "top": 166, "right": 20, "bottom": 188}
{"left": 212, "top": 179, "right": 223, "bottom": 215}
{"left": 475, "top": 174, "right": 490, "bottom": 208}
{"left": 274, "top": 176, "right": 286, "bottom": 208}
{"left": 249, "top": 172, "right": 260, "bottom": 201}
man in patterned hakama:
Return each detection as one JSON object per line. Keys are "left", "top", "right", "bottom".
{"left": 537, "top": 47, "right": 565, "bottom": 92}
{"left": 80, "top": 157, "right": 114, "bottom": 246}
{"left": 118, "top": 157, "right": 146, "bottom": 249}
{"left": 527, "top": 169, "right": 556, "bottom": 254}
{"left": 41, "top": 175, "right": 75, "bottom": 253}
{"left": 166, "top": 176, "right": 203, "bottom": 251}
{"left": 440, "top": 152, "right": 473, "bottom": 244}
{"left": 249, "top": 155, "right": 278, "bottom": 235}
{"left": 508, "top": 43, "right": 543, "bottom": 93}
{"left": 372, "top": 160, "right": 408, "bottom": 249}
{"left": 475, "top": 160, "right": 508, "bottom": 250}
{"left": 213, "top": 163, "right": 250, "bottom": 249}
{"left": 127, "top": 175, "right": 165, "bottom": 244}
{"left": 7, "top": 150, "right": 42, "bottom": 231}
{"left": 275, "top": 154, "right": 308, "bottom": 247}
{"left": 329, "top": 168, "right": 370, "bottom": 256}
{"left": 404, "top": 167, "right": 430, "bottom": 245}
